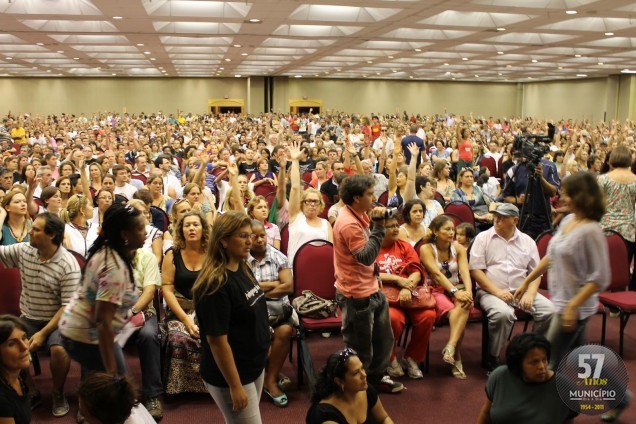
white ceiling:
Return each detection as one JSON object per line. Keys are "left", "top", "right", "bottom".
{"left": 2, "top": 0, "right": 636, "bottom": 81}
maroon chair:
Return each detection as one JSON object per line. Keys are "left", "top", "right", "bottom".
{"left": 131, "top": 172, "right": 147, "bottom": 186}
{"left": 279, "top": 224, "right": 289, "bottom": 255}
{"left": 254, "top": 183, "right": 276, "bottom": 198}
{"left": 434, "top": 191, "right": 446, "bottom": 208}
{"left": 443, "top": 212, "right": 463, "bottom": 228}
{"left": 534, "top": 230, "right": 554, "bottom": 292}
{"left": 319, "top": 193, "right": 332, "bottom": 220}
{"left": 264, "top": 191, "right": 277, "bottom": 209}
{"left": 292, "top": 239, "right": 340, "bottom": 386}
{"left": 599, "top": 231, "right": 634, "bottom": 356}
{"left": 67, "top": 249, "right": 86, "bottom": 269}
{"left": 377, "top": 191, "right": 389, "bottom": 206}
{"left": 480, "top": 156, "right": 500, "bottom": 183}
{"left": 497, "top": 156, "right": 504, "bottom": 179}
{"left": 444, "top": 201, "right": 476, "bottom": 228}
{"left": 302, "top": 171, "right": 313, "bottom": 184}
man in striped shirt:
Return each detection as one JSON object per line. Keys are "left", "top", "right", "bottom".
{"left": 0, "top": 213, "right": 81, "bottom": 418}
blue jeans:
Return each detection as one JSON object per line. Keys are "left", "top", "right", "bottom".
{"left": 336, "top": 290, "right": 394, "bottom": 383}
{"left": 125, "top": 314, "right": 163, "bottom": 398}
{"left": 62, "top": 336, "right": 126, "bottom": 379}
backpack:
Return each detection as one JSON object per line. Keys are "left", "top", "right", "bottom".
{"left": 292, "top": 290, "right": 338, "bottom": 319}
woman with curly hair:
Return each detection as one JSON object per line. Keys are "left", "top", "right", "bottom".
{"left": 161, "top": 211, "right": 209, "bottom": 395}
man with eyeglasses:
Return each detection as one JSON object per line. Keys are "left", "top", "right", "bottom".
{"left": 333, "top": 174, "right": 404, "bottom": 394}
{"left": 468, "top": 203, "right": 554, "bottom": 374}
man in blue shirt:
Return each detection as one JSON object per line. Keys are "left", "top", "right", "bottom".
{"left": 400, "top": 125, "right": 425, "bottom": 168}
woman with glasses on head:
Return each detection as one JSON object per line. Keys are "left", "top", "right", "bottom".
{"left": 61, "top": 194, "right": 98, "bottom": 258}
{"left": 161, "top": 211, "right": 209, "bottom": 395}
{"left": 288, "top": 142, "right": 333, "bottom": 265}
{"left": 193, "top": 211, "right": 270, "bottom": 423}
{"left": 307, "top": 348, "right": 394, "bottom": 424}
{"left": 420, "top": 214, "right": 473, "bottom": 379}
{"left": 0, "top": 315, "right": 32, "bottom": 424}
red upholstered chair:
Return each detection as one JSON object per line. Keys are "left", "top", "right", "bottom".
{"left": 279, "top": 224, "right": 289, "bottom": 256}
{"left": 292, "top": 239, "right": 340, "bottom": 386}
{"left": 444, "top": 201, "right": 476, "bottom": 228}
{"left": 131, "top": 172, "right": 147, "bottom": 185}
{"left": 480, "top": 157, "right": 499, "bottom": 182}
{"left": 377, "top": 191, "right": 389, "bottom": 206}
{"left": 67, "top": 249, "right": 86, "bottom": 269}
{"left": 302, "top": 171, "right": 313, "bottom": 184}
{"left": 319, "top": 193, "right": 332, "bottom": 220}
{"left": 534, "top": 230, "right": 554, "bottom": 292}
{"left": 599, "top": 231, "right": 635, "bottom": 356}
{"left": 497, "top": 157, "right": 504, "bottom": 179}
{"left": 264, "top": 191, "right": 277, "bottom": 209}
{"left": 443, "top": 212, "right": 463, "bottom": 228}
{"left": 434, "top": 191, "right": 446, "bottom": 208}
{"left": 254, "top": 183, "right": 276, "bottom": 198}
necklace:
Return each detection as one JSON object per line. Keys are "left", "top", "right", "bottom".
{"left": 8, "top": 219, "right": 27, "bottom": 243}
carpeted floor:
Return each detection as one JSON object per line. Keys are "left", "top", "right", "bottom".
{"left": 31, "top": 312, "right": 635, "bottom": 423}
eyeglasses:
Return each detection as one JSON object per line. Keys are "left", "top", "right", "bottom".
{"left": 441, "top": 261, "right": 452, "bottom": 279}
{"left": 303, "top": 199, "right": 320, "bottom": 206}
{"left": 234, "top": 232, "right": 256, "bottom": 240}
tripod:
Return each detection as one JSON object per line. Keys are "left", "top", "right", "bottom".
{"left": 517, "top": 161, "right": 552, "bottom": 235}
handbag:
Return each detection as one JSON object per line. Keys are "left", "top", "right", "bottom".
{"left": 382, "top": 284, "right": 436, "bottom": 310}
{"left": 266, "top": 299, "right": 294, "bottom": 328}
{"left": 292, "top": 290, "right": 338, "bottom": 319}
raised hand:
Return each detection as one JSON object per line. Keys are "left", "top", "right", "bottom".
{"left": 289, "top": 141, "right": 302, "bottom": 161}
{"left": 407, "top": 142, "right": 419, "bottom": 157}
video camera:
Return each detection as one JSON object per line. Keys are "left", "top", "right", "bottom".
{"left": 512, "top": 123, "right": 555, "bottom": 167}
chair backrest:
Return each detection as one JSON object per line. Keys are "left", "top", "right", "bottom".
{"left": 443, "top": 212, "right": 463, "bottom": 228}
{"left": 377, "top": 191, "right": 389, "bottom": 206}
{"left": 254, "top": 183, "right": 276, "bottom": 198}
{"left": 150, "top": 206, "right": 170, "bottom": 232}
{"left": 131, "top": 173, "right": 147, "bottom": 185}
{"left": 302, "top": 171, "right": 313, "bottom": 184}
{"left": 444, "top": 201, "right": 476, "bottom": 227}
{"left": 319, "top": 193, "right": 332, "bottom": 220}
{"left": 433, "top": 191, "right": 446, "bottom": 208}
{"left": 480, "top": 156, "right": 498, "bottom": 179}
{"left": 0, "top": 262, "right": 21, "bottom": 316}
{"left": 279, "top": 224, "right": 289, "bottom": 256}
{"left": 264, "top": 191, "right": 277, "bottom": 209}
{"left": 68, "top": 249, "right": 87, "bottom": 268}
{"left": 497, "top": 157, "right": 504, "bottom": 178}
{"left": 293, "top": 239, "right": 335, "bottom": 301}
{"left": 413, "top": 238, "right": 425, "bottom": 258}
{"left": 534, "top": 230, "right": 554, "bottom": 290}
{"left": 605, "top": 230, "right": 630, "bottom": 291}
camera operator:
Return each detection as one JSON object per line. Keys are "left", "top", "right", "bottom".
{"left": 333, "top": 174, "right": 404, "bottom": 394}
{"left": 502, "top": 143, "right": 559, "bottom": 239}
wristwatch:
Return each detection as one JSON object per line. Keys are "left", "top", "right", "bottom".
{"left": 449, "top": 287, "right": 459, "bottom": 296}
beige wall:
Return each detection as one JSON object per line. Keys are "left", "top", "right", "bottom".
{"left": 0, "top": 77, "right": 248, "bottom": 115}
{"left": 0, "top": 75, "right": 633, "bottom": 122}
{"left": 273, "top": 78, "right": 518, "bottom": 117}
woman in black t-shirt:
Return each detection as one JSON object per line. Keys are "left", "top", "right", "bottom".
{"left": 0, "top": 315, "right": 32, "bottom": 424}
{"left": 307, "top": 348, "right": 394, "bottom": 424}
{"left": 193, "top": 211, "right": 270, "bottom": 423}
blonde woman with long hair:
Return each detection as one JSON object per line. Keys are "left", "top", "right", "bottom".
{"left": 192, "top": 211, "right": 269, "bottom": 423}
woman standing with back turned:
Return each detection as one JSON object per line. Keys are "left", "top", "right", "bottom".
{"left": 193, "top": 211, "right": 270, "bottom": 423}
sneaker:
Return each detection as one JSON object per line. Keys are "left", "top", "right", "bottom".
{"left": 144, "top": 397, "right": 164, "bottom": 421}
{"left": 387, "top": 358, "right": 405, "bottom": 378}
{"left": 51, "top": 391, "right": 69, "bottom": 417}
{"left": 374, "top": 375, "right": 404, "bottom": 394}
{"left": 400, "top": 357, "right": 423, "bottom": 380}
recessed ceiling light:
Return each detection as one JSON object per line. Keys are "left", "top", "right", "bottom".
{"left": 576, "top": 73, "right": 587, "bottom": 77}
{"left": 409, "top": 76, "right": 414, "bottom": 79}
{"left": 73, "top": 57, "right": 79, "bottom": 60}
{"left": 233, "top": 44, "right": 242, "bottom": 48}
{"left": 392, "top": 70, "right": 397, "bottom": 73}
{"left": 528, "top": 76, "right": 533, "bottom": 79}
{"left": 219, "top": 67, "right": 224, "bottom": 70}
{"left": 498, "top": 73, "right": 502, "bottom": 76}
{"left": 137, "top": 43, "right": 144, "bottom": 47}
{"left": 496, "top": 27, "right": 506, "bottom": 31}
{"left": 241, "top": 53, "right": 248, "bottom": 56}
{"left": 144, "top": 51, "right": 151, "bottom": 54}
{"left": 376, "top": 72, "right": 381, "bottom": 75}
{"left": 414, "top": 49, "right": 422, "bottom": 52}
{"left": 558, "top": 66, "right": 563, "bottom": 69}
{"left": 388, "top": 56, "right": 394, "bottom": 59}
{"left": 566, "top": 10, "right": 578, "bottom": 15}
{"left": 497, "top": 51, "right": 504, "bottom": 55}
{"left": 531, "top": 59, "right": 538, "bottom": 63}
{"left": 506, "top": 64, "right": 512, "bottom": 68}
{"left": 248, "top": 18, "right": 261, "bottom": 23}
{"left": 621, "top": 69, "right": 636, "bottom": 74}
{"left": 225, "top": 58, "right": 231, "bottom": 62}
{"left": 574, "top": 54, "right": 582, "bottom": 58}
{"left": 112, "top": 16, "right": 123, "bottom": 20}
{"left": 462, "top": 57, "right": 468, "bottom": 61}
{"left": 598, "top": 62, "right": 604, "bottom": 65}
{"left": 5, "top": 57, "right": 11, "bottom": 60}
{"left": 294, "top": 75, "right": 302, "bottom": 78}
{"left": 451, "top": 78, "right": 456, "bottom": 80}
{"left": 314, "top": 74, "right": 319, "bottom": 77}
{"left": 475, "top": 75, "right": 479, "bottom": 78}
{"left": 36, "top": 43, "right": 43, "bottom": 46}
{"left": 111, "top": 73, "right": 117, "bottom": 75}
{"left": 605, "top": 32, "right": 614, "bottom": 36}
{"left": 57, "top": 50, "right": 63, "bottom": 53}
{"left": 150, "top": 58, "right": 156, "bottom": 61}
{"left": 235, "top": 74, "right": 241, "bottom": 77}
{"left": 367, "top": 61, "right": 372, "bottom": 64}
{"left": 443, "top": 63, "right": 449, "bottom": 66}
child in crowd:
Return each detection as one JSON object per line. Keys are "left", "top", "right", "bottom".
{"left": 455, "top": 222, "right": 476, "bottom": 249}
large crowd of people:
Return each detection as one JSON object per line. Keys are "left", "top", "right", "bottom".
{"left": 0, "top": 109, "right": 634, "bottom": 423}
